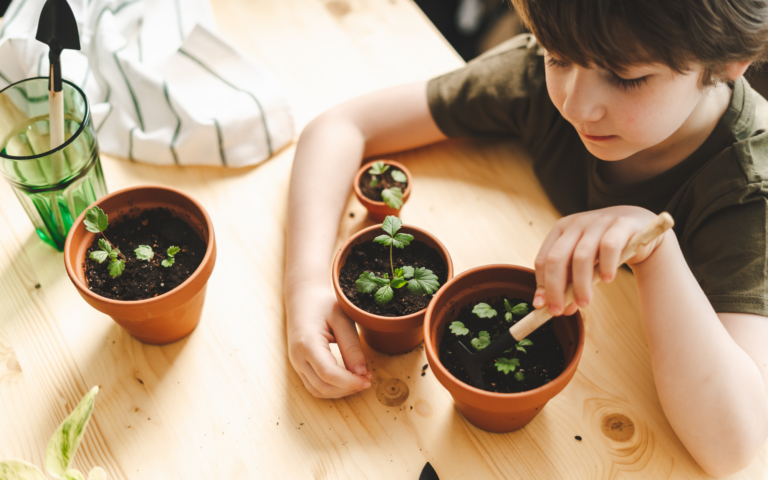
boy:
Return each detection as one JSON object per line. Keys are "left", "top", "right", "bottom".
{"left": 285, "top": 0, "right": 768, "bottom": 474}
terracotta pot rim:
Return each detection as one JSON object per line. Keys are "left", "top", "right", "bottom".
{"left": 353, "top": 160, "right": 412, "bottom": 207}
{"left": 63, "top": 184, "right": 216, "bottom": 306}
{"left": 332, "top": 222, "right": 453, "bottom": 322}
{"left": 424, "top": 263, "right": 585, "bottom": 400}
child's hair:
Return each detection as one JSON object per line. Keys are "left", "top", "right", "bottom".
{"left": 510, "top": 0, "right": 768, "bottom": 86}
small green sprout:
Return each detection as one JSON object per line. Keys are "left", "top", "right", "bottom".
{"left": 134, "top": 245, "right": 155, "bottom": 261}
{"left": 471, "top": 331, "right": 491, "bottom": 351}
{"left": 367, "top": 161, "right": 407, "bottom": 209}
{"left": 450, "top": 321, "right": 469, "bottom": 336}
{"left": 472, "top": 302, "right": 497, "bottom": 318}
{"left": 355, "top": 216, "right": 440, "bottom": 305}
{"left": 504, "top": 299, "right": 529, "bottom": 322}
{"left": 497, "top": 337, "right": 533, "bottom": 381}
{"left": 495, "top": 357, "right": 520, "bottom": 374}
{"left": 85, "top": 207, "right": 126, "bottom": 279}
{"left": 162, "top": 246, "right": 180, "bottom": 267}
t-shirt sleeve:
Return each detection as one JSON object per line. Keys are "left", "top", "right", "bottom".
{"left": 682, "top": 190, "right": 768, "bottom": 317}
{"left": 427, "top": 34, "right": 561, "bottom": 151}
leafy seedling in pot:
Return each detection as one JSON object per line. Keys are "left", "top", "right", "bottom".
{"left": 495, "top": 337, "right": 534, "bottom": 381}
{"left": 85, "top": 206, "right": 179, "bottom": 279}
{"left": 367, "top": 161, "right": 407, "bottom": 209}
{"left": 355, "top": 215, "right": 440, "bottom": 305}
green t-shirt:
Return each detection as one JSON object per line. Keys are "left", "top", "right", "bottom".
{"left": 428, "top": 34, "right": 768, "bottom": 317}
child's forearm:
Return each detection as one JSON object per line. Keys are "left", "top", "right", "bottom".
{"left": 631, "top": 232, "right": 768, "bottom": 474}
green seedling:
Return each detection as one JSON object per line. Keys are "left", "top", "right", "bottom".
{"left": 367, "top": 161, "right": 407, "bottom": 209}
{"left": 85, "top": 206, "right": 178, "bottom": 279}
{"left": 161, "top": 246, "right": 180, "bottom": 267}
{"left": 355, "top": 216, "right": 440, "bottom": 305}
{"left": 504, "top": 298, "right": 528, "bottom": 322}
{"left": 472, "top": 302, "right": 497, "bottom": 318}
{"left": 496, "top": 338, "right": 534, "bottom": 381}
{"left": 471, "top": 330, "right": 491, "bottom": 351}
{"left": 0, "top": 387, "right": 106, "bottom": 480}
{"left": 450, "top": 321, "right": 469, "bottom": 336}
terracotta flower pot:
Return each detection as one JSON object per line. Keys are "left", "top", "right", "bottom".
{"left": 333, "top": 223, "right": 453, "bottom": 354}
{"left": 424, "top": 264, "right": 585, "bottom": 433}
{"left": 353, "top": 160, "right": 412, "bottom": 222}
{"left": 64, "top": 185, "right": 216, "bottom": 345}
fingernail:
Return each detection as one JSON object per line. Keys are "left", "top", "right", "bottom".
{"left": 363, "top": 382, "right": 371, "bottom": 389}
{"left": 533, "top": 295, "right": 544, "bottom": 308}
{"left": 549, "top": 305, "right": 561, "bottom": 316}
{"left": 354, "top": 363, "right": 367, "bottom": 375}
{"left": 365, "top": 372, "right": 373, "bottom": 380}
{"left": 576, "top": 298, "right": 588, "bottom": 308}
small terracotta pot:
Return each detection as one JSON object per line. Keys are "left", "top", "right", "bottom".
{"left": 353, "top": 160, "right": 412, "bottom": 222}
{"left": 333, "top": 223, "right": 453, "bottom": 354}
{"left": 424, "top": 264, "right": 584, "bottom": 433}
{"left": 64, "top": 185, "right": 217, "bottom": 345}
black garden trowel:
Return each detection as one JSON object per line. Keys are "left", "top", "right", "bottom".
{"left": 456, "top": 212, "right": 675, "bottom": 389}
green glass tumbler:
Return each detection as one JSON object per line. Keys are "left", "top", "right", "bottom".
{"left": 0, "top": 77, "right": 108, "bottom": 251}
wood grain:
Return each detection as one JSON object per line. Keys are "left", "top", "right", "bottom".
{"left": 1, "top": 1, "right": 766, "bottom": 479}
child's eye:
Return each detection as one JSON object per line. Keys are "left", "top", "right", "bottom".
{"left": 610, "top": 72, "right": 648, "bottom": 90}
{"left": 545, "top": 55, "right": 570, "bottom": 69}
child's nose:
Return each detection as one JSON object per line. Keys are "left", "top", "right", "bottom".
{"left": 561, "top": 68, "right": 606, "bottom": 125}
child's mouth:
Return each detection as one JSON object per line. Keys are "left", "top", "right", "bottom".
{"left": 579, "top": 131, "right": 616, "bottom": 142}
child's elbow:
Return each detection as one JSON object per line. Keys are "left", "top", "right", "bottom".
{"left": 693, "top": 429, "right": 767, "bottom": 476}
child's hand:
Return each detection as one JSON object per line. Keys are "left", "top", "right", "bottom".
{"left": 533, "top": 206, "right": 666, "bottom": 316}
{"left": 287, "top": 283, "right": 372, "bottom": 398}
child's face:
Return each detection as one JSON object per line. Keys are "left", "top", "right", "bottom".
{"left": 544, "top": 52, "right": 706, "bottom": 161}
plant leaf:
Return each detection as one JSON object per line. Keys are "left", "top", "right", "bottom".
{"left": 391, "top": 232, "right": 413, "bottom": 249}
{"left": 511, "top": 303, "right": 529, "bottom": 316}
{"left": 167, "top": 246, "right": 180, "bottom": 257}
{"left": 518, "top": 338, "right": 533, "bottom": 346}
{"left": 505, "top": 312, "right": 512, "bottom": 322}
{"left": 495, "top": 357, "right": 520, "bottom": 374}
{"left": 356, "top": 272, "right": 379, "bottom": 293}
{"left": 503, "top": 299, "right": 513, "bottom": 313}
{"left": 108, "top": 259, "right": 124, "bottom": 278}
{"left": 381, "top": 187, "right": 403, "bottom": 209}
{"left": 375, "top": 285, "right": 394, "bottom": 304}
{"left": 44, "top": 386, "right": 99, "bottom": 478}
{"left": 381, "top": 216, "right": 401, "bottom": 236}
{"left": 402, "top": 266, "right": 414, "bottom": 279}
{"left": 374, "top": 234, "right": 393, "bottom": 246}
{"left": 88, "top": 467, "right": 107, "bottom": 480}
{"left": 84, "top": 207, "right": 108, "bottom": 234}
{"left": 161, "top": 258, "right": 175, "bottom": 268}
{"left": 471, "top": 331, "right": 491, "bottom": 351}
{"left": 407, "top": 268, "right": 440, "bottom": 295}
{"left": 97, "top": 238, "right": 112, "bottom": 254}
{"left": 472, "top": 303, "right": 497, "bottom": 318}
{"left": 516, "top": 346, "right": 527, "bottom": 354}
{"left": 449, "top": 321, "right": 469, "bottom": 336}
{"left": 368, "top": 161, "right": 389, "bottom": 176}
{"left": 63, "top": 469, "right": 87, "bottom": 480}
{"left": 89, "top": 250, "right": 108, "bottom": 264}
{"left": 391, "top": 277, "right": 407, "bottom": 289}
{"left": 514, "top": 371, "right": 525, "bottom": 381}
{"left": 369, "top": 176, "right": 379, "bottom": 188}
{"left": 0, "top": 460, "right": 47, "bottom": 480}
{"left": 134, "top": 245, "right": 154, "bottom": 261}
{"left": 390, "top": 169, "right": 407, "bottom": 183}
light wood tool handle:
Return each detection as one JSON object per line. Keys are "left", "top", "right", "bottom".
{"left": 509, "top": 212, "right": 675, "bottom": 340}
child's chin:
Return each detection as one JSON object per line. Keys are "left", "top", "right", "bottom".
{"left": 582, "top": 142, "right": 633, "bottom": 162}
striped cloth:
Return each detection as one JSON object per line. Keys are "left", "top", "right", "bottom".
{"left": 0, "top": 0, "right": 294, "bottom": 167}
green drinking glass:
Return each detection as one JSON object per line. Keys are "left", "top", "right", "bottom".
{"left": 0, "top": 77, "right": 108, "bottom": 251}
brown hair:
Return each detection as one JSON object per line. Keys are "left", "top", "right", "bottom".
{"left": 510, "top": 0, "right": 768, "bottom": 85}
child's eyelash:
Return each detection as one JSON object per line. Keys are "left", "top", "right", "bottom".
{"left": 546, "top": 55, "right": 648, "bottom": 91}
{"left": 609, "top": 73, "right": 648, "bottom": 90}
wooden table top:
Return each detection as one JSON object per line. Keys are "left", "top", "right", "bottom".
{"left": 1, "top": 1, "right": 766, "bottom": 478}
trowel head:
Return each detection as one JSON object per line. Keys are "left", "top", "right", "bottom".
{"left": 35, "top": 0, "right": 80, "bottom": 56}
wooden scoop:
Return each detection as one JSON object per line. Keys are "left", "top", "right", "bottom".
{"left": 455, "top": 212, "right": 675, "bottom": 389}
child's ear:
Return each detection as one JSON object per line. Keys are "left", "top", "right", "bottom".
{"left": 725, "top": 61, "right": 752, "bottom": 81}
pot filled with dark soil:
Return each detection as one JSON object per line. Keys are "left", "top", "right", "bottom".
{"left": 333, "top": 216, "right": 453, "bottom": 354}
{"left": 64, "top": 185, "right": 216, "bottom": 344}
{"left": 424, "top": 264, "right": 584, "bottom": 433}
{"left": 353, "top": 160, "right": 411, "bottom": 221}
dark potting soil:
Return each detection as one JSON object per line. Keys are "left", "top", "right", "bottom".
{"left": 84, "top": 208, "right": 207, "bottom": 301}
{"left": 339, "top": 240, "right": 447, "bottom": 317}
{"left": 439, "top": 296, "right": 565, "bottom": 393}
{"left": 359, "top": 167, "right": 408, "bottom": 202}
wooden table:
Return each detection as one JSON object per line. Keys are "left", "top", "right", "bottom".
{"left": 1, "top": 1, "right": 766, "bottom": 478}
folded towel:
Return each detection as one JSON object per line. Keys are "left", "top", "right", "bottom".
{"left": 0, "top": 0, "right": 295, "bottom": 167}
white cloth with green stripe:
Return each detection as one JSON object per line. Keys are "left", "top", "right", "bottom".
{"left": 0, "top": 0, "right": 294, "bottom": 167}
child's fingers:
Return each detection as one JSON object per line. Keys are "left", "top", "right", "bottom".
{"left": 328, "top": 305, "right": 371, "bottom": 378}
{"left": 301, "top": 364, "right": 360, "bottom": 398}
{"left": 543, "top": 229, "right": 584, "bottom": 316}
{"left": 307, "top": 344, "right": 371, "bottom": 395}
{"left": 534, "top": 223, "right": 566, "bottom": 302}
{"left": 598, "top": 217, "right": 633, "bottom": 281}
{"left": 562, "top": 302, "right": 579, "bottom": 316}
{"left": 571, "top": 219, "right": 613, "bottom": 306}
